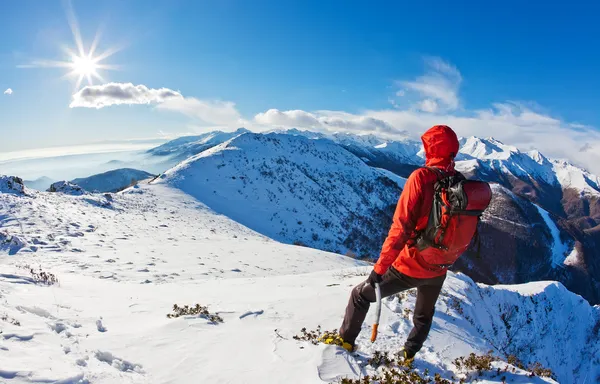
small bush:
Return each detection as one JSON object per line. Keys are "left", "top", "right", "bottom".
{"left": 454, "top": 351, "right": 496, "bottom": 374}
{"left": 455, "top": 352, "right": 555, "bottom": 381}
{"left": 1, "top": 313, "right": 21, "bottom": 326}
{"left": 166, "top": 304, "right": 223, "bottom": 324}
{"left": 293, "top": 326, "right": 343, "bottom": 346}
{"left": 528, "top": 362, "right": 554, "bottom": 378}
{"left": 22, "top": 265, "right": 58, "bottom": 285}
{"left": 448, "top": 297, "right": 464, "bottom": 315}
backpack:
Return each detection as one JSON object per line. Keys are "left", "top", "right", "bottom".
{"left": 413, "top": 167, "right": 492, "bottom": 271}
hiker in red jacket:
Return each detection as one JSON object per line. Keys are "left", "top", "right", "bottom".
{"left": 338, "top": 125, "right": 461, "bottom": 359}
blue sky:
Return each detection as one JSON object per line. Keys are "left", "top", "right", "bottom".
{"left": 2, "top": 0, "right": 600, "bottom": 171}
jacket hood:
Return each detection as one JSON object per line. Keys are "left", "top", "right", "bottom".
{"left": 421, "top": 125, "right": 460, "bottom": 169}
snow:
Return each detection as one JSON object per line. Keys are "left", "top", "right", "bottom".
{"left": 1, "top": 178, "right": 597, "bottom": 383}
{"left": 457, "top": 137, "right": 557, "bottom": 185}
{"left": 534, "top": 204, "right": 569, "bottom": 268}
{"left": 47, "top": 181, "right": 86, "bottom": 195}
{"left": 0, "top": 176, "right": 27, "bottom": 195}
{"left": 147, "top": 128, "right": 249, "bottom": 158}
{"left": 563, "top": 247, "right": 579, "bottom": 267}
{"left": 373, "top": 167, "right": 407, "bottom": 189}
{"left": 150, "top": 129, "right": 600, "bottom": 199}
{"left": 552, "top": 159, "right": 600, "bottom": 196}
{"left": 158, "top": 132, "right": 402, "bottom": 257}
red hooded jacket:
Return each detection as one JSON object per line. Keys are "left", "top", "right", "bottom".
{"left": 374, "top": 125, "right": 460, "bottom": 279}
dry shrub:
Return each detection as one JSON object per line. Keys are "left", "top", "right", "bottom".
{"left": 22, "top": 265, "right": 58, "bottom": 285}
{"left": 166, "top": 304, "right": 223, "bottom": 324}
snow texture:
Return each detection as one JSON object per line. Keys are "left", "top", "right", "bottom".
{"left": 159, "top": 132, "right": 402, "bottom": 258}
{"left": 47, "top": 181, "right": 87, "bottom": 195}
{"left": 1, "top": 179, "right": 597, "bottom": 383}
{"left": 534, "top": 204, "right": 569, "bottom": 267}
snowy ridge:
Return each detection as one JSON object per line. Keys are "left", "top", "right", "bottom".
{"left": 147, "top": 128, "right": 250, "bottom": 158}
{"left": 456, "top": 136, "right": 600, "bottom": 196}
{"left": 72, "top": 168, "right": 154, "bottom": 193}
{"left": 159, "top": 132, "right": 402, "bottom": 258}
{"left": 149, "top": 129, "right": 600, "bottom": 198}
{"left": 1, "top": 180, "right": 597, "bottom": 383}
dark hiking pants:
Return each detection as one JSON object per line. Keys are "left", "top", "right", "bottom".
{"left": 339, "top": 267, "right": 446, "bottom": 354}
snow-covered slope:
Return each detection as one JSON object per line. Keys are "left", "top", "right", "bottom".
{"left": 159, "top": 132, "right": 402, "bottom": 258}
{"left": 72, "top": 168, "right": 154, "bottom": 193}
{"left": 1, "top": 179, "right": 596, "bottom": 383}
{"left": 280, "top": 129, "right": 423, "bottom": 175}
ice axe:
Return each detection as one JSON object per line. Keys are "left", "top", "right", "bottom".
{"left": 370, "top": 282, "right": 382, "bottom": 343}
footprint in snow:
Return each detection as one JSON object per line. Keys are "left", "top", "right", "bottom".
{"left": 239, "top": 310, "right": 265, "bottom": 319}
{"left": 96, "top": 319, "right": 107, "bottom": 332}
{"left": 2, "top": 333, "right": 34, "bottom": 341}
{"left": 94, "top": 351, "right": 144, "bottom": 373}
{"left": 49, "top": 321, "right": 68, "bottom": 334}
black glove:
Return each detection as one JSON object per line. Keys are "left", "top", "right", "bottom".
{"left": 367, "top": 269, "right": 383, "bottom": 287}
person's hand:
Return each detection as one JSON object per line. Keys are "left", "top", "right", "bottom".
{"left": 367, "top": 269, "right": 383, "bottom": 287}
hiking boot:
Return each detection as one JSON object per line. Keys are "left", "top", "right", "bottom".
{"left": 320, "top": 334, "right": 354, "bottom": 352}
{"left": 401, "top": 348, "right": 416, "bottom": 363}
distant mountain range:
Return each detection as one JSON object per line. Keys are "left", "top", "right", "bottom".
{"left": 149, "top": 128, "right": 600, "bottom": 303}
{"left": 24, "top": 176, "right": 55, "bottom": 191}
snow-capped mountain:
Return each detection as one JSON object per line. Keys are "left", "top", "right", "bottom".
{"left": 159, "top": 132, "right": 403, "bottom": 258}
{"left": 71, "top": 168, "right": 154, "bottom": 193}
{"left": 457, "top": 136, "right": 600, "bottom": 197}
{"left": 148, "top": 128, "right": 250, "bottom": 160}
{"left": 146, "top": 129, "right": 600, "bottom": 304}
{"left": 0, "top": 175, "right": 596, "bottom": 383}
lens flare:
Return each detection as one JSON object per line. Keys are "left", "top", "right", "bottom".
{"left": 18, "top": 0, "right": 121, "bottom": 90}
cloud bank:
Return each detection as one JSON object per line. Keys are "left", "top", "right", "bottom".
{"left": 70, "top": 83, "right": 244, "bottom": 127}
{"left": 4, "top": 88, "right": 13, "bottom": 95}
{"left": 252, "top": 58, "right": 600, "bottom": 174}
{"left": 254, "top": 109, "right": 402, "bottom": 136}
{"left": 68, "top": 59, "right": 600, "bottom": 174}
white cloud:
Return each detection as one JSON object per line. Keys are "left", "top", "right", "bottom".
{"left": 4, "top": 88, "right": 13, "bottom": 95}
{"left": 70, "top": 83, "right": 181, "bottom": 108}
{"left": 417, "top": 99, "right": 438, "bottom": 113}
{"left": 252, "top": 99, "right": 600, "bottom": 174}
{"left": 70, "top": 83, "right": 243, "bottom": 127}
{"left": 157, "top": 98, "right": 245, "bottom": 127}
{"left": 397, "top": 57, "right": 462, "bottom": 113}
{"left": 254, "top": 109, "right": 401, "bottom": 136}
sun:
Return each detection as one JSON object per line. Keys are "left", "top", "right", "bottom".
{"left": 19, "top": 1, "right": 120, "bottom": 90}
{"left": 71, "top": 55, "right": 99, "bottom": 76}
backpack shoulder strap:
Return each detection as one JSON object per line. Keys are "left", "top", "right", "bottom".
{"left": 422, "top": 166, "right": 446, "bottom": 181}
